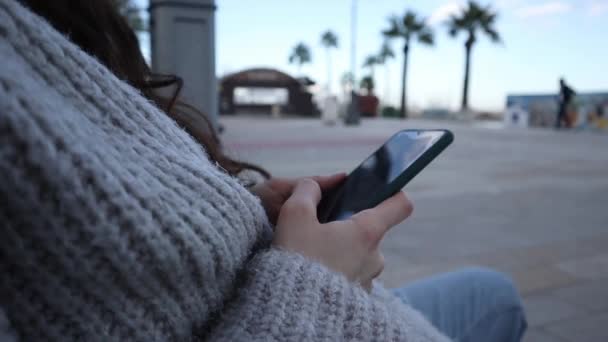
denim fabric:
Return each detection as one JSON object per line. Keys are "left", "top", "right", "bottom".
{"left": 393, "top": 267, "right": 528, "bottom": 342}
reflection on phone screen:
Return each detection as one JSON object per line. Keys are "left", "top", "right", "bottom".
{"left": 319, "top": 130, "right": 444, "bottom": 222}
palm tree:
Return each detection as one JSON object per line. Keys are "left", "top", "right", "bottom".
{"left": 447, "top": 1, "right": 501, "bottom": 111}
{"left": 341, "top": 71, "right": 354, "bottom": 94}
{"left": 383, "top": 11, "right": 434, "bottom": 118}
{"left": 320, "top": 30, "right": 339, "bottom": 92}
{"left": 112, "top": 0, "right": 146, "bottom": 32}
{"left": 360, "top": 75, "right": 375, "bottom": 94}
{"left": 377, "top": 41, "right": 395, "bottom": 104}
{"left": 288, "top": 42, "right": 312, "bottom": 75}
{"left": 362, "top": 55, "right": 380, "bottom": 83}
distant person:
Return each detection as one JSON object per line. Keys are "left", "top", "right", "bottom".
{"left": 556, "top": 78, "right": 576, "bottom": 128}
{"left": 0, "top": 1, "right": 526, "bottom": 341}
{"left": 345, "top": 90, "right": 361, "bottom": 125}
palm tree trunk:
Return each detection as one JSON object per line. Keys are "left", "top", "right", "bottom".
{"left": 384, "top": 65, "right": 390, "bottom": 106}
{"left": 461, "top": 41, "right": 473, "bottom": 111}
{"left": 400, "top": 43, "right": 409, "bottom": 118}
{"left": 370, "top": 66, "right": 376, "bottom": 95}
{"left": 326, "top": 48, "right": 332, "bottom": 93}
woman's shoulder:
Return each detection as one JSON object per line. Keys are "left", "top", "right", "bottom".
{"left": 0, "top": 1, "right": 272, "bottom": 339}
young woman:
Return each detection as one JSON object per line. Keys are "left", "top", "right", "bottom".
{"left": 0, "top": 0, "right": 527, "bottom": 340}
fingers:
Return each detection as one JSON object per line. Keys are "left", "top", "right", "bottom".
{"left": 281, "top": 179, "right": 322, "bottom": 220}
{"left": 361, "top": 252, "right": 384, "bottom": 292}
{"left": 312, "top": 173, "right": 347, "bottom": 191}
{"left": 269, "top": 173, "right": 345, "bottom": 199}
{"left": 352, "top": 192, "right": 413, "bottom": 240}
{"left": 374, "top": 191, "right": 414, "bottom": 228}
{"left": 266, "top": 178, "right": 296, "bottom": 198}
{"left": 368, "top": 252, "right": 385, "bottom": 280}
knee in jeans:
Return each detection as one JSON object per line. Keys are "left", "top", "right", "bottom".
{"left": 459, "top": 267, "right": 523, "bottom": 310}
{"left": 459, "top": 267, "right": 528, "bottom": 340}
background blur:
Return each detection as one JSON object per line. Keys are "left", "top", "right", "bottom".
{"left": 128, "top": 1, "right": 608, "bottom": 341}
{"left": 138, "top": 0, "right": 608, "bottom": 113}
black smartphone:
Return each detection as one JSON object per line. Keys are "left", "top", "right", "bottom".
{"left": 317, "top": 129, "right": 454, "bottom": 223}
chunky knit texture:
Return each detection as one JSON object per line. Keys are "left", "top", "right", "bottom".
{"left": 0, "top": 1, "right": 449, "bottom": 341}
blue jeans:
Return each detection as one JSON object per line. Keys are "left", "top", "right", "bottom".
{"left": 393, "top": 267, "right": 527, "bottom": 342}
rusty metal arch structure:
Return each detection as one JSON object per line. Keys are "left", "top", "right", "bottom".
{"left": 219, "top": 68, "right": 318, "bottom": 116}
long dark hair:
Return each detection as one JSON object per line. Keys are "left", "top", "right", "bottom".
{"left": 19, "top": 0, "right": 270, "bottom": 179}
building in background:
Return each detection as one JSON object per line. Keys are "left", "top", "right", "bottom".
{"left": 505, "top": 92, "right": 608, "bottom": 130}
{"left": 219, "top": 68, "right": 319, "bottom": 116}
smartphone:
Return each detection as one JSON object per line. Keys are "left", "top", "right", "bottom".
{"left": 317, "top": 129, "right": 454, "bottom": 223}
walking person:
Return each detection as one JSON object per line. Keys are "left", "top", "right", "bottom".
{"left": 556, "top": 78, "right": 576, "bottom": 129}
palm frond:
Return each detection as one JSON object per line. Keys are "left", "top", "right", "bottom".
{"left": 418, "top": 28, "right": 434, "bottom": 45}
{"left": 403, "top": 11, "right": 417, "bottom": 29}
{"left": 382, "top": 15, "right": 403, "bottom": 38}
{"left": 362, "top": 55, "right": 379, "bottom": 68}
{"left": 484, "top": 27, "right": 501, "bottom": 43}
{"left": 320, "top": 30, "right": 339, "bottom": 48}
{"left": 341, "top": 72, "right": 354, "bottom": 86}
{"left": 447, "top": 0, "right": 501, "bottom": 45}
{"left": 289, "top": 42, "right": 312, "bottom": 65}
{"left": 377, "top": 42, "right": 395, "bottom": 63}
{"left": 113, "top": 0, "right": 146, "bottom": 31}
{"left": 360, "top": 75, "right": 375, "bottom": 92}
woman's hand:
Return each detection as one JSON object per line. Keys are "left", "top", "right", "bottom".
{"left": 273, "top": 179, "right": 413, "bottom": 290}
{"left": 250, "top": 173, "right": 346, "bottom": 225}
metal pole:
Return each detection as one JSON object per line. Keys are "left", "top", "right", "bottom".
{"left": 345, "top": 0, "right": 360, "bottom": 125}
{"left": 350, "top": 0, "right": 357, "bottom": 87}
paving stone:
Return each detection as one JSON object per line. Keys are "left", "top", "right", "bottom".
{"left": 551, "top": 279, "right": 608, "bottom": 313}
{"left": 379, "top": 261, "right": 464, "bottom": 288}
{"left": 544, "top": 313, "right": 608, "bottom": 342}
{"left": 557, "top": 254, "right": 608, "bottom": 280}
{"left": 464, "top": 235, "right": 608, "bottom": 272}
{"left": 523, "top": 294, "right": 587, "bottom": 327}
{"left": 510, "top": 266, "right": 579, "bottom": 296}
{"left": 523, "top": 328, "right": 569, "bottom": 342}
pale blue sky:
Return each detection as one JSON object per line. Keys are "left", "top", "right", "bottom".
{"left": 141, "top": 0, "right": 608, "bottom": 111}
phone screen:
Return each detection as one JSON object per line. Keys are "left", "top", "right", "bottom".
{"left": 318, "top": 130, "right": 449, "bottom": 223}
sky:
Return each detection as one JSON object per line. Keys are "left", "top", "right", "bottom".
{"left": 140, "top": 0, "right": 608, "bottom": 111}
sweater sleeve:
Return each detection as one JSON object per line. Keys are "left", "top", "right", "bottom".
{"left": 207, "top": 249, "right": 450, "bottom": 342}
{"left": 0, "top": 308, "right": 17, "bottom": 342}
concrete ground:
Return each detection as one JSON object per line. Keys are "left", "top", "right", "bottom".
{"left": 221, "top": 116, "right": 608, "bottom": 342}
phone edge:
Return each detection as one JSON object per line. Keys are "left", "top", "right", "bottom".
{"left": 366, "top": 129, "right": 454, "bottom": 209}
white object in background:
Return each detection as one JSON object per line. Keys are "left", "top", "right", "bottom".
{"left": 323, "top": 95, "right": 339, "bottom": 125}
{"left": 271, "top": 105, "right": 281, "bottom": 119}
{"left": 504, "top": 105, "right": 529, "bottom": 128}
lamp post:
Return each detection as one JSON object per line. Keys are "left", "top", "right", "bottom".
{"left": 345, "top": 0, "right": 361, "bottom": 125}
{"left": 149, "top": 0, "right": 218, "bottom": 130}
{"left": 350, "top": 0, "right": 357, "bottom": 89}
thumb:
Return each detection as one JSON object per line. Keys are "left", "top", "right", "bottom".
{"left": 312, "top": 173, "right": 347, "bottom": 191}
{"left": 351, "top": 192, "right": 413, "bottom": 243}
{"left": 282, "top": 179, "right": 322, "bottom": 219}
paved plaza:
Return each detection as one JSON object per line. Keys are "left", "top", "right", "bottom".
{"left": 221, "top": 116, "right": 608, "bottom": 342}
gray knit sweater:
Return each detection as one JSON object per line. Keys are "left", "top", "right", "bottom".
{"left": 0, "top": 1, "right": 448, "bottom": 341}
